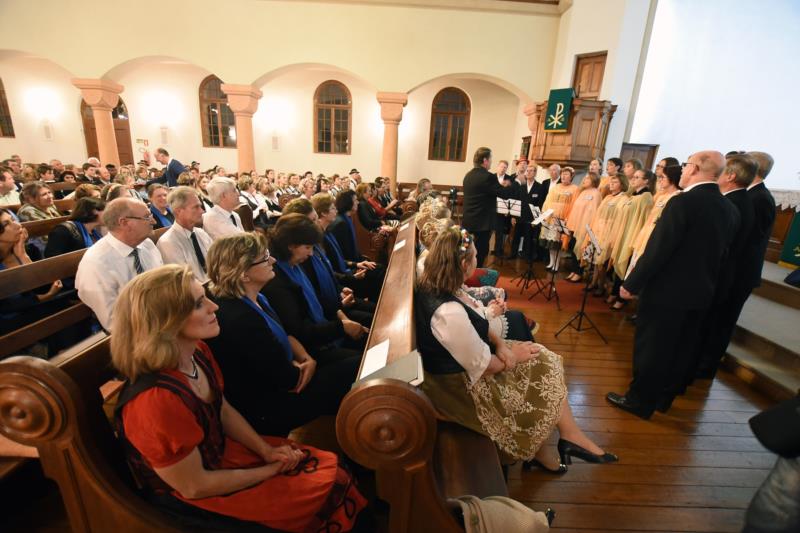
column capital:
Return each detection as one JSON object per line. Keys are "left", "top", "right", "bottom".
{"left": 72, "top": 78, "right": 124, "bottom": 110}
{"left": 522, "top": 103, "right": 537, "bottom": 117}
{"left": 376, "top": 92, "right": 408, "bottom": 124}
{"left": 221, "top": 84, "right": 263, "bottom": 116}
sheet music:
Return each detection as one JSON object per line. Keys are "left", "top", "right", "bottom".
{"left": 532, "top": 208, "right": 553, "bottom": 226}
{"left": 496, "top": 198, "right": 522, "bottom": 217}
{"left": 586, "top": 224, "right": 601, "bottom": 254}
{"left": 529, "top": 205, "right": 542, "bottom": 220}
{"left": 359, "top": 339, "right": 389, "bottom": 379}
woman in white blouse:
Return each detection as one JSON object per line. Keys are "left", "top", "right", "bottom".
{"left": 414, "top": 226, "right": 617, "bottom": 471}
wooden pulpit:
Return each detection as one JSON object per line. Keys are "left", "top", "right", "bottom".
{"left": 525, "top": 99, "right": 617, "bottom": 169}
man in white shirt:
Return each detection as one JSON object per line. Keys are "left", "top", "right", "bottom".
{"left": 202, "top": 176, "right": 244, "bottom": 240}
{"left": 76, "top": 197, "right": 164, "bottom": 331}
{"left": 0, "top": 166, "right": 20, "bottom": 206}
{"left": 157, "top": 186, "right": 213, "bottom": 283}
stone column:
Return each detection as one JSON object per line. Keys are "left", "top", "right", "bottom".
{"left": 221, "top": 84, "right": 262, "bottom": 174}
{"left": 72, "top": 79, "right": 124, "bottom": 167}
{"left": 376, "top": 92, "right": 408, "bottom": 196}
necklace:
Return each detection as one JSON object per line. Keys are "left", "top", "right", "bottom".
{"left": 180, "top": 356, "right": 199, "bottom": 380}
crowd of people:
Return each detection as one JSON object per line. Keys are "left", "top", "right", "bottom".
{"left": 0, "top": 141, "right": 785, "bottom": 530}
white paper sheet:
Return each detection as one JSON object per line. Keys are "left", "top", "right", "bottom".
{"left": 393, "top": 239, "right": 406, "bottom": 251}
{"left": 359, "top": 339, "right": 390, "bottom": 379}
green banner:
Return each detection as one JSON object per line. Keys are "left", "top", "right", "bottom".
{"left": 779, "top": 210, "right": 800, "bottom": 268}
{"left": 544, "top": 88, "right": 575, "bottom": 133}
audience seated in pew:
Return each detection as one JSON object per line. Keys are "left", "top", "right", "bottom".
{"left": 415, "top": 226, "right": 618, "bottom": 471}
{"left": 204, "top": 233, "right": 360, "bottom": 437}
{"left": 195, "top": 174, "right": 214, "bottom": 211}
{"left": 406, "top": 177, "right": 432, "bottom": 203}
{"left": 282, "top": 197, "right": 375, "bottom": 328}
{"left": 369, "top": 177, "right": 400, "bottom": 220}
{"left": 202, "top": 176, "right": 245, "bottom": 240}
{"left": 44, "top": 197, "right": 105, "bottom": 258}
{"left": 325, "top": 190, "right": 385, "bottom": 300}
{"left": 355, "top": 182, "right": 396, "bottom": 233}
{"left": 417, "top": 217, "right": 535, "bottom": 342}
{"left": 0, "top": 166, "right": 20, "bottom": 206}
{"left": 111, "top": 264, "right": 371, "bottom": 532}
{"left": 156, "top": 186, "right": 213, "bottom": 284}
{"left": 75, "top": 198, "right": 164, "bottom": 331}
{"left": 18, "top": 181, "right": 61, "bottom": 253}
{"left": 262, "top": 214, "right": 368, "bottom": 365}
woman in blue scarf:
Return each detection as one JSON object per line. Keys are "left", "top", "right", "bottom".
{"left": 282, "top": 198, "right": 375, "bottom": 328}
{"left": 44, "top": 197, "right": 105, "bottom": 257}
{"left": 263, "top": 213, "right": 368, "bottom": 365}
{"left": 205, "top": 233, "right": 360, "bottom": 437}
{"left": 147, "top": 184, "right": 174, "bottom": 229}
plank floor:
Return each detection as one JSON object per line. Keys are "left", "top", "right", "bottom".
{"left": 502, "top": 266, "right": 776, "bottom": 533}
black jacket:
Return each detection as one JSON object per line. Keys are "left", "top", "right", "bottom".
{"left": 462, "top": 167, "right": 512, "bottom": 232}
{"left": 745, "top": 182, "right": 777, "bottom": 289}
{"left": 327, "top": 215, "right": 360, "bottom": 263}
{"left": 260, "top": 266, "right": 345, "bottom": 348}
{"left": 624, "top": 183, "right": 738, "bottom": 310}
{"left": 517, "top": 179, "right": 548, "bottom": 223}
{"left": 357, "top": 200, "right": 382, "bottom": 231}
{"left": 44, "top": 221, "right": 89, "bottom": 257}
{"left": 204, "top": 296, "right": 300, "bottom": 423}
{"left": 724, "top": 188, "right": 756, "bottom": 294}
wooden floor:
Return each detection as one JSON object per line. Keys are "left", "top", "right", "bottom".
{"left": 503, "top": 268, "right": 775, "bottom": 533}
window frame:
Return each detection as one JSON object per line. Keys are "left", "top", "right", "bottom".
{"left": 0, "top": 78, "right": 15, "bottom": 138}
{"left": 428, "top": 87, "right": 470, "bottom": 162}
{"left": 198, "top": 75, "right": 237, "bottom": 149}
{"left": 313, "top": 80, "right": 352, "bottom": 155}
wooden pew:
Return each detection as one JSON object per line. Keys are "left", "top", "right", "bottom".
{"left": 278, "top": 193, "right": 300, "bottom": 209}
{"left": 234, "top": 204, "right": 255, "bottom": 231}
{"left": 352, "top": 211, "right": 393, "bottom": 263}
{"left": 336, "top": 220, "right": 507, "bottom": 533}
{"left": 21, "top": 215, "right": 69, "bottom": 239}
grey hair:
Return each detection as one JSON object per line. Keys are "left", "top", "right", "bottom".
{"left": 207, "top": 176, "right": 237, "bottom": 204}
{"left": 746, "top": 151, "right": 774, "bottom": 179}
{"left": 102, "top": 197, "right": 144, "bottom": 230}
{"left": 167, "top": 186, "right": 200, "bottom": 211}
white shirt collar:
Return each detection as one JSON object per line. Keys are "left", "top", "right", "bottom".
{"left": 682, "top": 180, "right": 716, "bottom": 193}
{"left": 212, "top": 204, "right": 233, "bottom": 216}
{"left": 105, "top": 232, "right": 142, "bottom": 257}
{"left": 172, "top": 222, "right": 195, "bottom": 238}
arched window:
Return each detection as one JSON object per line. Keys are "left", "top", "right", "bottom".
{"left": 428, "top": 87, "right": 470, "bottom": 162}
{"left": 199, "top": 75, "right": 236, "bottom": 148}
{"left": 314, "top": 80, "right": 351, "bottom": 154}
{"left": 0, "top": 78, "right": 15, "bottom": 138}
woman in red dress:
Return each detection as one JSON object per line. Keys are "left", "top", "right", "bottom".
{"left": 111, "top": 264, "right": 368, "bottom": 532}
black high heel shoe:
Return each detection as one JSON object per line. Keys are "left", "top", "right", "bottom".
{"left": 522, "top": 458, "right": 568, "bottom": 474}
{"left": 545, "top": 507, "right": 556, "bottom": 526}
{"left": 557, "top": 438, "right": 618, "bottom": 465}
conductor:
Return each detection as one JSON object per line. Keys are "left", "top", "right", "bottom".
{"left": 462, "top": 146, "right": 513, "bottom": 267}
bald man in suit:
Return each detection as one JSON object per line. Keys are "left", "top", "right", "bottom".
{"left": 607, "top": 151, "right": 738, "bottom": 419}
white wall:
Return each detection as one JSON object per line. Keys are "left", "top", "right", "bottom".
{"left": 630, "top": 0, "right": 800, "bottom": 190}
{"left": 398, "top": 78, "right": 522, "bottom": 185}
{"left": 0, "top": 55, "right": 86, "bottom": 164}
{"left": 114, "top": 62, "right": 238, "bottom": 171}
{"left": 549, "top": 0, "right": 652, "bottom": 157}
{"left": 253, "top": 68, "right": 383, "bottom": 177}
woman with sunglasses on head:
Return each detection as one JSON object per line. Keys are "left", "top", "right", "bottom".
{"left": 415, "top": 226, "right": 617, "bottom": 472}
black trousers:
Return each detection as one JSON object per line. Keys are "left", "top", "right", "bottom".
{"left": 493, "top": 214, "right": 509, "bottom": 254}
{"left": 511, "top": 222, "right": 538, "bottom": 261}
{"left": 627, "top": 299, "right": 707, "bottom": 412}
{"left": 473, "top": 230, "right": 491, "bottom": 268}
{"left": 691, "top": 284, "right": 753, "bottom": 380}
{"left": 248, "top": 353, "right": 360, "bottom": 437}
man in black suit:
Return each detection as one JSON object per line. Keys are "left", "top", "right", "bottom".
{"left": 691, "top": 154, "right": 758, "bottom": 380}
{"left": 606, "top": 151, "right": 738, "bottom": 419}
{"left": 462, "top": 147, "right": 512, "bottom": 267}
{"left": 147, "top": 147, "right": 185, "bottom": 187}
{"left": 491, "top": 159, "right": 513, "bottom": 259}
{"left": 745, "top": 151, "right": 777, "bottom": 289}
{"left": 510, "top": 165, "right": 547, "bottom": 261}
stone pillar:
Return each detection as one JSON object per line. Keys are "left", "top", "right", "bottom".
{"left": 376, "top": 92, "right": 408, "bottom": 196}
{"left": 72, "top": 79, "right": 124, "bottom": 167}
{"left": 221, "top": 84, "right": 262, "bottom": 174}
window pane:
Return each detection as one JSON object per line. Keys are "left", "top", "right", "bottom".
{"left": 205, "top": 104, "right": 219, "bottom": 146}
{"left": 201, "top": 77, "right": 225, "bottom": 100}
{"left": 449, "top": 116, "right": 465, "bottom": 161}
{"left": 333, "top": 109, "right": 349, "bottom": 153}
{"left": 317, "top": 108, "right": 332, "bottom": 152}
{"left": 220, "top": 104, "right": 236, "bottom": 148}
{"left": 431, "top": 114, "right": 449, "bottom": 159}
{"left": 318, "top": 82, "right": 350, "bottom": 105}
{"left": 433, "top": 88, "right": 468, "bottom": 113}
{"left": 0, "top": 78, "right": 15, "bottom": 138}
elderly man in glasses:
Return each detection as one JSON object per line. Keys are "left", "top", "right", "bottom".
{"left": 76, "top": 197, "right": 164, "bottom": 331}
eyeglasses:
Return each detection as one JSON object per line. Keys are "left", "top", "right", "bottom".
{"left": 681, "top": 162, "right": 698, "bottom": 170}
{"left": 250, "top": 251, "right": 271, "bottom": 267}
{"left": 655, "top": 163, "right": 666, "bottom": 169}
{"left": 124, "top": 214, "right": 155, "bottom": 222}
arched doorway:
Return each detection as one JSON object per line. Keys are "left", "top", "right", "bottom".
{"left": 81, "top": 97, "right": 134, "bottom": 165}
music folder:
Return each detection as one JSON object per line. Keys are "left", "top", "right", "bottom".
{"left": 357, "top": 350, "right": 424, "bottom": 387}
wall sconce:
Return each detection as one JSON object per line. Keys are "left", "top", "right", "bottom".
{"left": 160, "top": 126, "right": 168, "bottom": 145}
{"left": 42, "top": 119, "right": 54, "bottom": 141}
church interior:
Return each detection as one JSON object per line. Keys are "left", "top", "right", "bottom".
{"left": 0, "top": 0, "right": 798, "bottom": 531}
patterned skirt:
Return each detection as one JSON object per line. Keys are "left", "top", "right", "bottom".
{"left": 421, "top": 346, "right": 567, "bottom": 461}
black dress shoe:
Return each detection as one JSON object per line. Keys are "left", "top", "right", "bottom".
{"left": 557, "top": 438, "right": 618, "bottom": 465}
{"left": 605, "top": 392, "right": 654, "bottom": 420}
{"left": 522, "top": 458, "right": 568, "bottom": 474}
{"left": 655, "top": 397, "right": 673, "bottom": 413}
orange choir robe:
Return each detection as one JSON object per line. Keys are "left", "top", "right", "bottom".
{"left": 610, "top": 190, "right": 654, "bottom": 279}
{"left": 599, "top": 175, "right": 611, "bottom": 199}
{"left": 625, "top": 190, "right": 681, "bottom": 277}
{"left": 540, "top": 183, "right": 580, "bottom": 249}
{"left": 586, "top": 191, "right": 625, "bottom": 265}
{"left": 566, "top": 187, "right": 601, "bottom": 259}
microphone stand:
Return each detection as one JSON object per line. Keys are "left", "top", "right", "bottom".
{"left": 554, "top": 242, "right": 608, "bottom": 343}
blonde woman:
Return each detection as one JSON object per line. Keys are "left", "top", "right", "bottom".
{"left": 415, "top": 227, "right": 617, "bottom": 470}
{"left": 111, "top": 265, "right": 369, "bottom": 532}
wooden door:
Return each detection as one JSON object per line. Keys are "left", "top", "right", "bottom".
{"left": 573, "top": 52, "right": 607, "bottom": 100}
{"left": 80, "top": 98, "right": 134, "bottom": 165}
{"left": 620, "top": 142, "right": 660, "bottom": 170}
{"left": 520, "top": 136, "right": 531, "bottom": 161}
